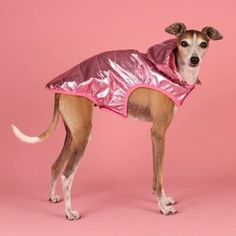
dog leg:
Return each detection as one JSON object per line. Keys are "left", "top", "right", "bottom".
{"left": 151, "top": 125, "right": 177, "bottom": 215}
{"left": 59, "top": 95, "right": 93, "bottom": 220}
{"left": 149, "top": 94, "right": 177, "bottom": 215}
{"left": 49, "top": 124, "right": 72, "bottom": 203}
{"left": 160, "top": 188, "right": 176, "bottom": 206}
{"left": 48, "top": 179, "right": 60, "bottom": 203}
{"left": 62, "top": 171, "right": 79, "bottom": 220}
{"left": 152, "top": 183, "right": 176, "bottom": 206}
{"left": 62, "top": 129, "right": 91, "bottom": 220}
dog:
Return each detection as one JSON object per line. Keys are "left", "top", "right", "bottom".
{"left": 12, "top": 23, "right": 223, "bottom": 220}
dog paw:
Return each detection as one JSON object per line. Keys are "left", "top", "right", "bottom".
{"left": 66, "top": 210, "right": 81, "bottom": 220}
{"left": 161, "top": 196, "right": 176, "bottom": 205}
{"left": 159, "top": 204, "right": 177, "bottom": 215}
{"left": 159, "top": 198, "right": 177, "bottom": 215}
{"left": 49, "top": 195, "right": 61, "bottom": 203}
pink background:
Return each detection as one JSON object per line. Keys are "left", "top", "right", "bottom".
{"left": 1, "top": 0, "right": 236, "bottom": 235}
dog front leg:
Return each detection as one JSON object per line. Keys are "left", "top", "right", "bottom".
{"left": 151, "top": 125, "right": 177, "bottom": 215}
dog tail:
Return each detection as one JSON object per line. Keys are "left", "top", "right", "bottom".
{"left": 11, "top": 94, "right": 60, "bottom": 144}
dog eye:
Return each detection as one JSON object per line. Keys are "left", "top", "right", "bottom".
{"left": 199, "top": 42, "right": 208, "bottom": 48}
{"left": 180, "top": 41, "right": 189, "bottom": 48}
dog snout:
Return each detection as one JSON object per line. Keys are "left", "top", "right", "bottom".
{"left": 190, "top": 56, "right": 200, "bottom": 65}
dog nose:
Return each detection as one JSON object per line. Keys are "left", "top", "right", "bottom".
{"left": 190, "top": 56, "right": 200, "bottom": 65}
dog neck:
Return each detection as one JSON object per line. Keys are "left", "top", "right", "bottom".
{"left": 175, "top": 54, "right": 200, "bottom": 85}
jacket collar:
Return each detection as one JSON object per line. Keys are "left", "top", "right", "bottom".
{"left": 146, "top": 39, "right": 201, "bottom": 87}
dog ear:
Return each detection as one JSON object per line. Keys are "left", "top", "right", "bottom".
{"left": 202, "top": 27, "right": 223, "bottom": 40}
{"left": 165, "top": 23, "right": 186, "bottom": 36}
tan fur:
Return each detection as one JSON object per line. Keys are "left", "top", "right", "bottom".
{"left": 128, "top": 88, "right": 174, "bottom": 196}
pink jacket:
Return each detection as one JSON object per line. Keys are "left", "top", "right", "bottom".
{"left": 46, "top": 39, "right": 199, "bottom": 117}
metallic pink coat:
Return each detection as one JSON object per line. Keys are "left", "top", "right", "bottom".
{"left": 46, "top": 39, "right": 198, "bottom": 117}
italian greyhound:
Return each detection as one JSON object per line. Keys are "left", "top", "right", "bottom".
{"left": 12, "top": 23, "right": 223, "bottom": 220}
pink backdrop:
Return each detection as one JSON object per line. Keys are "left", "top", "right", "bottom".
{"left": 1, "top": 0, "right": 236, "bottom": 235}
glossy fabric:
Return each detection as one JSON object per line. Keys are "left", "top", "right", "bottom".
{"left": 46, "top": 39, "right": 197, "bottom": 117}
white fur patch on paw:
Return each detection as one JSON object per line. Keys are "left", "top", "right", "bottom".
{"left": 49, "top": 195, "right": 61, "bottom": 203}
{"left": 159, "top": 197, "right": 177, "bottom": 215}
{"left": 66, "top": 210, "right": 81, "bottom": 220}
{"left": 161, "top": 196, "right": 176, "bottom": 205}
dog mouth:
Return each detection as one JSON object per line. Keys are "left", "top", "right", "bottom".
{"left": 189, "top": 63, "right": 199, "bottom": 68}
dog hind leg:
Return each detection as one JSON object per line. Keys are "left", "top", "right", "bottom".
{"left": 59, "top": 95, "right": 93, "bottom": 220}
{"left": 49, "top": 124, "right": 72, "bottom": 203}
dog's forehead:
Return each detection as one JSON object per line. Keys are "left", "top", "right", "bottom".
{"left": 178, "top": 30, "right": 209, "bottom": 43}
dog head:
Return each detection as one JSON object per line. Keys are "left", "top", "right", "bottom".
{"left": 165, "top": 23, "right": 223, "bottom": 68}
